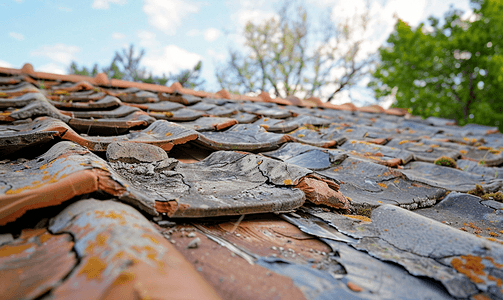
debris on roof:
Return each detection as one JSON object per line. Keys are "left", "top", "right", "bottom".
{"left": 1, "top": 64, "right": 502, "bottom": 299}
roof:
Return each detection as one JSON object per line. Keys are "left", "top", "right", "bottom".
{"left": 1, "top": 63, "right": 503, "bottom": 300}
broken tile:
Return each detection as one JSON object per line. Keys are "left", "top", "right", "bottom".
{"left": 317, "top": 157, "right": 446, "bottom": 208}
{"left": 113, "top": 150, "right": 308, "bottom": 217}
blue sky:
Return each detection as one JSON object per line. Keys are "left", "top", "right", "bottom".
{"left": 1, "top": 0, "right": 471, "bottom": 104}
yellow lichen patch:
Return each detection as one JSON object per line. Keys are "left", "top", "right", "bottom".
{"left": 284, "top": 179, "right": 293, "bottom": 185}
{"left": 165, "top": 132, "right": 172, "bottom": 137}
{"left": 344, "top": 215, "right": 371, "bottom": 223}
{"left": 79, "top": 256, "right": 107, "bottom": 280}
{"left": 0, "top": 243, "right": 35, "bottom": 257}
{"left": 40, "top": 164, "right": 47, "bottom": 170}
{"left": 141, "top": 233, "right": 160, "bottom": 245}
{"left": 39, "top": 232, "right": 52, "bottom": 244}
{"left": 112, "top": 271, "right": 136, "bottom": 286}
{"left": 260, "top": 124, "right": 269, "bottom": 130}
{"left": 297, "top": 134, "right": 305, "bottom": 137}
{"left": 350, "top": 140, "right": 357, "bottom": 144}
{"left": 451, "top": 255, "right": 486, "bottom": 284}
{"left": 5, "top": 169, "right": 67, "bottom": 194}
{"left": 86, "top": 233, "right": 109, "bottom": 254}
{"left": 345, "top": 129, "right": 353, "bottom": 132}
{"left": 478, "top": 146, "right": 490, "bottom": 151}
{"left": 398, "top": 140, "right": 409, "bottom": 145}
{"left": 257, "top": 161, "right": 262, "bottom": 165}
{"left": 460, "top": 150, "right": 467, "bottom": 154}
{"left": 377, "top": 183, "right": 388, "bottom": 189}
{"left": 393, "top": 179, "right": 399, "bottom": 184}
{"left": 94, "top": 210, "right": 126, "bottom": 225}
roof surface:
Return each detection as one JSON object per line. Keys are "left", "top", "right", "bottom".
{"left": 1, "top": 64, "right": 503, "bottom": 300}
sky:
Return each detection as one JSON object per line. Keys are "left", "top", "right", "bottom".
{"left": 0, "top": 0, "right": 472, "bottom": 105}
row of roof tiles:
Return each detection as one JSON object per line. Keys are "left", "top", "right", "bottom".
{"left": 0, "top": 63, "right": 407, "bottom": 114}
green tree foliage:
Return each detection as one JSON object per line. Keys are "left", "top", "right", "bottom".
{"left": 68, "top": 44, "right": 204, "bottom": 89}
{"left": 217, "top": 2, "right": 373, "bottom": 99}
{"left": 370, "top": 0, "right": 503, "bottom": 130}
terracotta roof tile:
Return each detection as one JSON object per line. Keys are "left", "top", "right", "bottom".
{"left": 1, "top": 65, "right": 503, "bottom": 299}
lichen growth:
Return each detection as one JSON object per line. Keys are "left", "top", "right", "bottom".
{"left": 434, "top": 156, "right": 457, "bottom": 168}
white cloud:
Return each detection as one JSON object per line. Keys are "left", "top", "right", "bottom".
{"left": 112, "top": 32, "right": 126, "bottom": 39}
{"left": 92, "top": 0, "right": 127, "bottom": 10}
{"left": 9, "top": 32, "right": 24, "bottom": 41}
{"left": 14, "top": 0, "right": 22, "bottom": 3}
{"left": 30, "top": 44, "right": 80, "bottom": 65}
{"left": 207, "top": 49, "right": 226, "bottom": 62}
{"left": 187, "top": 29, "right": 200, "bottom": 37}
{"left": 232, "top": 9, "right": 278, "bottom": 28}
{"left": 143, "top": 0, "right": 200, "bottom": 36}
{"left": 137, "top": 30, "right": 158, "bottom": 47}
{"left": 0, "top": 60, "right": 13, "bottom": 68}
{"left": 143, "top": 45, "right": 203, "bottom": 75}
{"left": 38, "top": 63, "right": 66, "bottom": 75}
{"left": 204, "top": 28, "right": 221, "bottom": 42}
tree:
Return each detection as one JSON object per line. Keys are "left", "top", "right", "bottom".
{"left": 68, "top": 44, "right": 204, "bottom": 89}
{"left": 216, "top": 2, "right": 374, "bottom": 100}
{"left": 370, "top": 0, "right": 503, "bottom": 131}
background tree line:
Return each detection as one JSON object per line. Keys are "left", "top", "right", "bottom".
{"left": 69, "top": 0, "right": 502, "bottom": 131}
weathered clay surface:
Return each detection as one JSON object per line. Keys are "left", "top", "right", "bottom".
{"left": 177, "top": 117, "right": 238, "bottom": 131}
{"left": 339, "top": 140, "right": 413, "bottom": 166}
{"left": 0, "top": 141, "right": 159, "bottom": 224}
{"left": 317, "top": 157, "right": 446, "bottom": 208}
{"left": 150, "top": 107, "right": 205, "bottom": 121}
{"left": 416, "top": 192, "right": 503, "bottom": 239}
{"left": 48, "top": 199, "right": 221, "bottom": 300}
{"left": 0, "top": 117, "right": 198, "bottom": 153}
{"left": 197, "top": 124, "right": 293, "bottom": 151}
{"left": 401, "top": 161, "right": 503, "bottom": 192}
{"left": 50, "top": 95, "right": 121, "bottom": 110}
{"left": 106, "top": 141, "right": 169, "bottom": 163}
{"left": 2, "top": 69, "right": 503, "bottom": 300}
{"left": 112, "top": 151, "right": 309, "bottom": 217}
{"left": 263, "top": 142, "right": 347, "bottom": 171}
{"left": 0, "top": 228, "right": 76, "bottom": 300}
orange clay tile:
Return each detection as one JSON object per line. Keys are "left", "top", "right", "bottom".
{"left": 48, "top": 199, "right": 221, "bottom": 300}
{"left": 0, "top": 229, "right": 77, "bottom": 300}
